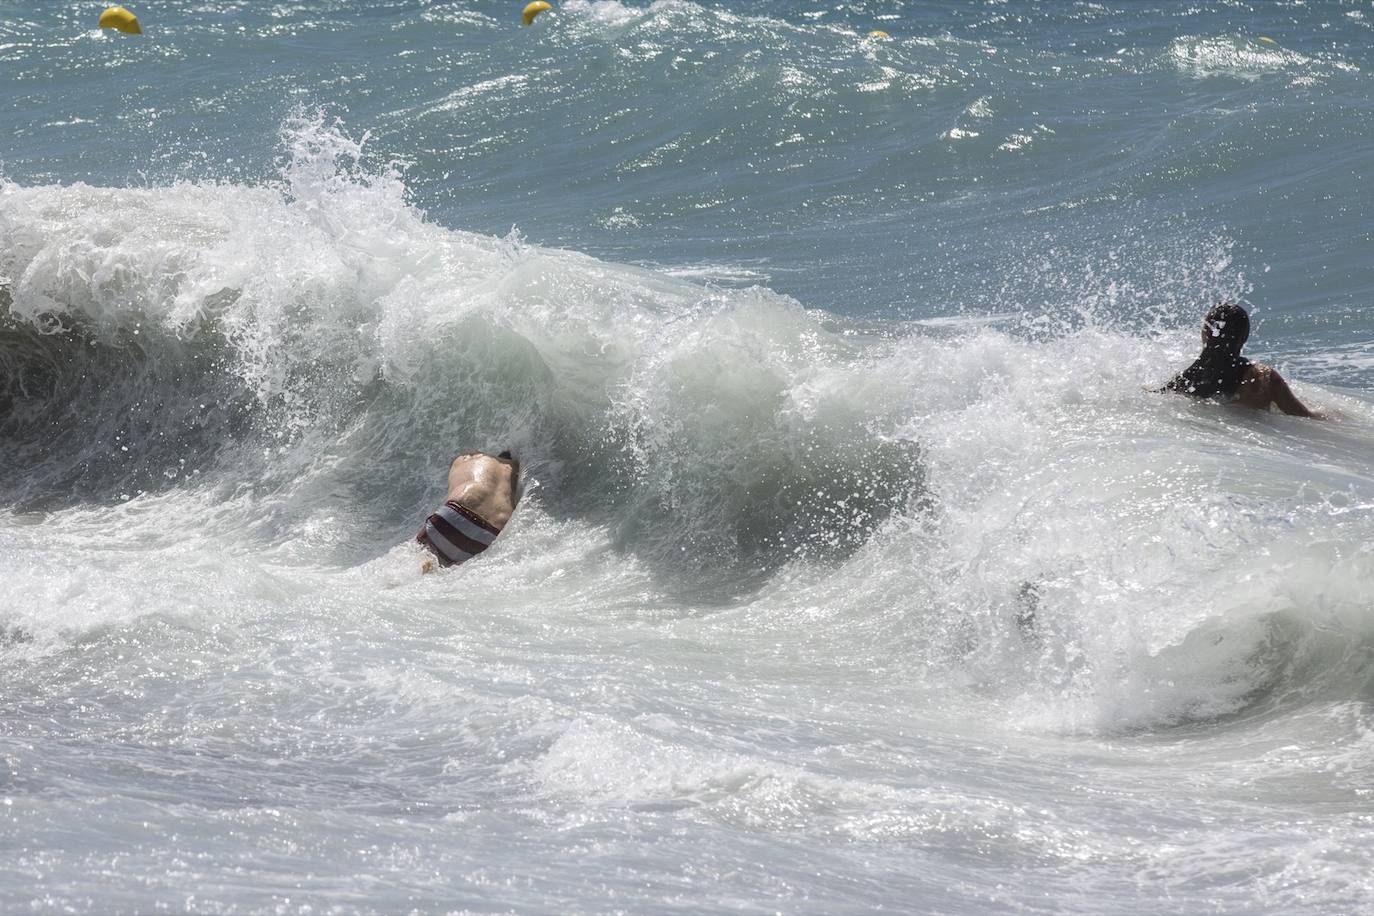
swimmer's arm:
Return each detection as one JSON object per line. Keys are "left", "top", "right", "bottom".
{"left": 1266, "top": 368, "right": 1321, "bottom": 418}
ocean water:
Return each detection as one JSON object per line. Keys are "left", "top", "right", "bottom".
{"left": 3, "top": 1, "right": 1374, "bottom": 912}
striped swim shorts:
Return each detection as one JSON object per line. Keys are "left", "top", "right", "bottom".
{"left": 416, "top": 500, "right": 502, "bottom": 567}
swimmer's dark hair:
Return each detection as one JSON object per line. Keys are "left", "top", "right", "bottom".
{"left": 1201, "top": 302, "right": 1249, "bottom": 354}
{"left": 1163, "top": 302, "right": 1252, "bottom": 399}
{"left": 497, "top": 449, "right": 520, "bottom": 482}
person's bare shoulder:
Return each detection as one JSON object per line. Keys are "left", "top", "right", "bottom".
{"left": 1239, "top": 362, "right": 1320, "bottom": 417}
{"left": 1234, "top": 362, "right": 1276, "bottom": 409}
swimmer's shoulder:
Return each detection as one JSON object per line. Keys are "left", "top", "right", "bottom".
{"left": 1238, "top": 360, "right": 1272, "bottom": 389}
{"left": 1240, "top": 361, "right": 1322, "bottom": 417}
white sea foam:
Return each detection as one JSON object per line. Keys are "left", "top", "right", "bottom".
{"left": 5, "top": 116, "right": 1374, "bottom": 914}
{"left": 5, "top": 118, "right": 1373, "bottom": 715}
{"left": 1168, "top": 35, "right": 1316, "bottom": 81}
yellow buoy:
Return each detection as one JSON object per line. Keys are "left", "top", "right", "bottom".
{"left": 1258, "top": 36, "right": 1277, "bottom": 45}
{"left": 523, "top": 1, "right": 552, "bottom": 25}
{"left": 98, "top": 5, "right": 142, "bottom": 35}
{"left": 868, "top": 30, "right": 890, "bottom": 39}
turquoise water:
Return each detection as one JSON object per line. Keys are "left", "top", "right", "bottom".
{"left": 3, "top": 2, "right": 1374, "bottom": 913}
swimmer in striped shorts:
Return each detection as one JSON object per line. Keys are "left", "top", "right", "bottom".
{"left": 417, "top": 449, "right": 520, "bottom": 572}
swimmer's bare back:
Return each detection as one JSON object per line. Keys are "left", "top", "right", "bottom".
{"left": 446, "top": 451, "right": 520, "bottom": 530}
{"left": 1234, "top": 363, "right": 1320, "bottom": 417}
{"left": 419, "top": 450, "right": 521, "bottom": 575}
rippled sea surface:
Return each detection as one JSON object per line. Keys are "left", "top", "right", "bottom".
{"left": 3, "top": 2, "right": 1374, "bottom": 912}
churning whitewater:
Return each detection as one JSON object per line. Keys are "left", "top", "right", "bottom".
{"left": 4, "top": 1, "right": 1374, "bottom": 913}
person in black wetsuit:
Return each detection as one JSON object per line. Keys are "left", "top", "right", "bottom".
{"left": 1163, "top": 303, "right": 1318, "bottom": 417}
